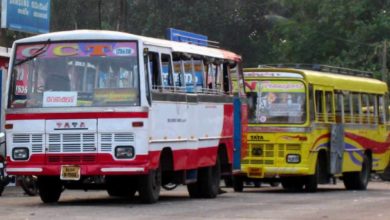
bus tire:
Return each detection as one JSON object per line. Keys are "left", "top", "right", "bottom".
{"left": 281, "top": 177, "right": 304, "bottom": 191}
{"left": 106, "top": 176, "right": 137, "bottom": 198}
{"left": 38, "top": 176, "right": 62, "bottom": 203}
{"left": 233, "top": 176, "right": 244, "bottom": 192}
{"left": 199, "top": 156, "right": 221, "bottom": 198}
{"left": 0, "top": 183, "right": 4, "bottom": 196}
{"left": 305, "top": 157, "right": 320, "bottom": 192}
{"left": 138, "top": 168, "right": 161, "bottom": 204}
{"left": 343, "top": 154, "right": 370, "bottom": 190}
{"left": 188, "top": 156, "right": 221, "bottom": 198}
{"left": 187, "top": 182, "right": 202, "bottom": 198}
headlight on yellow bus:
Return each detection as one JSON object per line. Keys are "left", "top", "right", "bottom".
{"left": 286, "top": 154, "right": 300, "bottom": 163}
{"left": 12, "top": 147, "right": 29, "bottom": 160}
{"left": 115, "top": 146, "right": 135, "bottom": 159}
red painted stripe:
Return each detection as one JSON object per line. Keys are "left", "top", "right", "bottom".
{"left": 345, "top": 132, "right": 389, "bottom": 154}
{"left": 6, "top": 112, "right": 148, "bottom": 120}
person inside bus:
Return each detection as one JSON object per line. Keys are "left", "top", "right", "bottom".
{"left": 41, "top": 60, "right": 71, "bottom": 91}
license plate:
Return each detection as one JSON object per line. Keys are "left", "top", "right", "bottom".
{"left": 60, "top": 165, "right": 80, "bottom": 181}
{"left": 249, "top": 167, "right": 263, "bottom": 177}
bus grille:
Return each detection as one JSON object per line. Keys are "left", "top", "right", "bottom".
{"left": 12, "top": 134, "right": 44, "bottom": 153}
{"left": 248, "top": 143, "right": 302, "bottom": 165}
{"left": 48, "top": 133, "right": 96, "bottom": 153}
{"left": 100, "top": 133, "right": 135, "bottom": 153}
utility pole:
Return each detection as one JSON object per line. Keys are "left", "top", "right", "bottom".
{"left": 381, "top": 40, "right": 388, "bottom": 85}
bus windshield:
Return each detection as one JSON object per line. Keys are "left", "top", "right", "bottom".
{"left": 9, "top": 41, "right": 139, "bottom": 108}
{"left": 246, "top": 80, "right": 306, "bottom": 124}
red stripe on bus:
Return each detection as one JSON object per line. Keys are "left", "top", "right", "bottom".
{"left": 6, "top": 112, "right": 149, "bottom": 120}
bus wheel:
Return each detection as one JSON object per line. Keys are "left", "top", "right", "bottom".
{"left": 233, "top": 176, "right": 244, "bottom": 192}
{"left": 200, "top": 156, "right": 221, "bottom": 198}
{"left": 38, "top": 176, "right": 63, "bottom": 203}
{"left": 138, "top": 168, "right": 161, "bottom": 204}
{"left": 304, "top": 158, "right": 320, "bottom": 192}
{"left": 106, "top": 176, "right": 137, "bottom": 198}
{"left": 343, "top": 154, "right": 370, "bottom": 190}
{"left": 281, "top": 177, "right": 304, "bottom": 191}
{"left": 0, "top": 183, "right": 4, "bottom": 196}
{"left": 187, "top": 181, "right": 201, "bottom": 198}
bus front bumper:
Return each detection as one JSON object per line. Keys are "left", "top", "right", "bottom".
{"left": 240, "top": 165, "right": 310, "bottom": 178}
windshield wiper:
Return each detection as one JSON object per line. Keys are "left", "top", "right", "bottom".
{"left": 14, "top": 39, "right": 51, "bottom": 66}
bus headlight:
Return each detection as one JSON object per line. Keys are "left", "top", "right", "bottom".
{"left": 12, "top": 147, "right": 29, "bottom": 160}
{"left": 286, "top": 154, "right": 300, "bottom": 163}
{"left": 115, "top": 146, "right": 135, "bottom": 159}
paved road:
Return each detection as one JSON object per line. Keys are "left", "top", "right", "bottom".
{"left": 1, "top": 181, "right": 390, "bottom": 220}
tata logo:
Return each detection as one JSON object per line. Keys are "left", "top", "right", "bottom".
{"left": 250, "top": 135, "right": 268, "bottom": 141}
{"left": 55, "top": 122, "right": 88, "bottom": 130}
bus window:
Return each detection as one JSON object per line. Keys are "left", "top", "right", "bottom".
{"left": 325, "top": 91, "right": 335, "bottom": 122}
{"left": 172, "top": 53, "right": 185, "bottom": 92}
{"left": 223, "top": 63, "right": 231, "bottom": 94}
{"left": 361, "top": 94, "right": 371, "bottom": 124}
{"left": 247, "top": 80, "right": 306, "bottom": 124}
{"left": 144, "top": 54, "right": 151, "bottom": 105}
{"left": 352, "top": 93, "right": 361, "bottom": 124}
{"left": 368, "top": 94, "right": 377, "bottom": 124}
{"left": 161, "top": 54, "right": 174, "bottom": 90}
{"left": 149, "top": 52, "right": 161, "bottom": 90}
{"left": 378, "top": 95, "right": 385, "bottom": 124}
{"left": 206, "top": 63, "right": 216, "bottom": 92}
{"left": 335, "top": 92, "right": 344, "bottom": 123}
{"left": 315, "top": 90, "right": 324, "bottom": 122}
{"left": 193, "top": 59, "right": 205, "bottom": 93}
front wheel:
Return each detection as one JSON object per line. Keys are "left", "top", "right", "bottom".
{"left": 38, "top": 176, "right": 63, "bottom": 203}
{"left": 106, "top": 176, "right": 137, "bottom": 198}
{"left": 281, "top": 177, "right": 304, "bottom": 191}
{"left": 232, "top": 176, "right": 244, "bottom": 192}
{"left": 304, "top": 158, "right": 320, "bottom": 192}
{"left": 343, "top": 154, "right": 370, "bottom": 190}
{"left": 138, "top": 168, "right": 161, "bottom": 204}
{"left": 187, "top": 156, "right": 221, "bottom": 198}
{"left": 20, "top": 176, "right": 39, "bottom": 196}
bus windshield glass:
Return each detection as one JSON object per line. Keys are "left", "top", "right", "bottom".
{"left": 9, "top": 41, "right": 139, "bottom": 108}
{"left": 246, "top": 80, "right": 306, "bottom": 124}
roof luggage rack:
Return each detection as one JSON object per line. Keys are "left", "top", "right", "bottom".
{"left": 257, "top": 63, "right": 373, "bottom": 78}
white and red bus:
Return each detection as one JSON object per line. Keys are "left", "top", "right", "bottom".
{"left": 4, "top": 30, "right": 243, "bottom": 203}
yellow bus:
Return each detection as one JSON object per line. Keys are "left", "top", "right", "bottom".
{"left": 234, "top": 65, "right": 390, "bottom": 192}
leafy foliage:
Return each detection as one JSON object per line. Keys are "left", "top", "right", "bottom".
{"left": 3, "top": 0, "right": 389, "bottom": 77}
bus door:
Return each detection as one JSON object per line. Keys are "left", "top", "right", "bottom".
{"left": 314, "top": 87, "right": 343, "bottom": 174}
{"left": 330, "top": 91, "right": 345, "bottom": 175}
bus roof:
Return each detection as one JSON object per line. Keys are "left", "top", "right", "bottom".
{"left": 244, "top": 67, "right": 388, "bottom": 94}
{"left": 13, "top": 30, "right": 242, "bottom": 62}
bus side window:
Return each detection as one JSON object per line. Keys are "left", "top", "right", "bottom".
{"left": 161, "top": 53, "right": 174, "bottom": 90}
{"left": 172, "top": 53, "right": 185, "bottom": 92}
{"left": 378, "top": 95, "right": 385, "bottom": 124}
{"left": 223, "top": 63, "right": 231, "bottom": 94}
{"left": 352, "top": 93, "right": 361, "bottom": 124}
{"left": 143, "top": 54, "right": 151, "bottom": 105}
{"left": 193, "top": 59, "right": 205, "bottom": 93}
{"left": 335, "top": 92, "right": 344, "bottom": 123}
{"left": 325, "top": 91, "right": 334, "bottom": 123}
{"left": 206, "top": 63, "right": 215, "bottom": 91}
{"left": 315, "top": 90, "right": 324, "bottom": 122}
{"left": 361, "top": 94, "right": 369, "bottom": 124}
{"left": 148, "top": 52, "right": 161, "bottom": 90}
{"left": 368, "top": 94, "right": 377, "bottom": 124}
